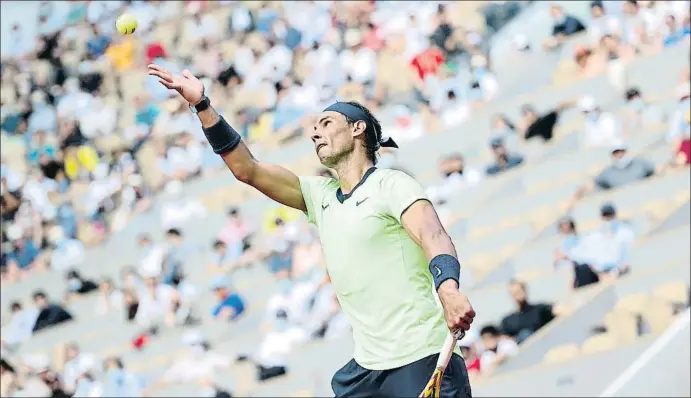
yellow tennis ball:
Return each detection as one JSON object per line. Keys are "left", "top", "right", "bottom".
{"left": 116, "top": 13, "right": 138, "bottom": 35}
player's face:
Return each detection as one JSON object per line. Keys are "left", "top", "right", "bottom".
{"left": 312, "top": 112, "right": 358, "bottom": 168}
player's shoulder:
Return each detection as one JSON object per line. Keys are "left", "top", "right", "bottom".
{"left": 299, "top": 175, "right": 339, "bottom": 190}
{"left": 373, "top": 168, "right": 420, "bottom": 187}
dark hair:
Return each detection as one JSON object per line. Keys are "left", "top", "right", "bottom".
{"left": 33, "top": 290, "right": 47, "bottom": 300}
{"left": 625, "top": 88, "right": 641, "bottom": 100}
{"left": 341, "top": 101, "right": 383, "bottom": 164}
{"left": 480, "top": 325, "right": 501, "bottom": 337}
{"left": 213, "top": 240, "right": 226, "bottom": 249}
{"left": 10, "top": 301, "right": 22, "bottom": 311}
{"left": 509, "top": 279, "right": 527, "bottom": 290}
{"left": 228, "top": 207, "right": 239, "bottom": 216}
{"left": 166, "top": 228, "right": 182, "bottom": 237}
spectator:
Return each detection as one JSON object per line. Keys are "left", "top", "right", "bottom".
{"left": 586, "top": 203, "right": 635, "bottom": 280}
{"left": 572, "top": 142, "right": 656, "bottom": 203}
{"left": 5, "top": 224, "right": 43, "bottom": 283}
{"left": 490, "top": 114, "right": 518, "bottom": 148}
{"left": 159, "top": 180, "right": 207, "bottom": 230}
{"left": 94, "top": 278, "right": 124, "bottom": 316}
{"left": 667, "top": 80, "right": 691, "bottom": 144}
{"left": 0, "top": 357, "right": 19, "bottom": 397}
{"left": 457, "top": 329, "right": 481, "bottom": 375}
{"left": 210, "top": 276, "right": 246, "bottom": 322}
{"left": 579, "top": 96, "right": 624, "bottom": 148}
{"left": 217, "top": 207, "right": 254, "bottom": 250}
{"left": 123, "top": 289, "right": 140, "bottom": 323}
{"left": 49, "top": 225, "right": 86, "bottom": 272}
{"left": 255, "top": 309, "right": 306, "bottom": 381}
{"left": 64, "top": 269, "right": 99, "bottom": 299}
{"left": 572, "top": 44, "right": 607, "bottom": 79}
{"left": 662, "top": 14, "right": 691, "bottom": 47}
{"left": 499, "top": 280, "right": 558, "bottom": 344}
{"left": 519, "top": 99, "right": 575, "bottom": 142}
{"left": 478, "top": 325, "right": 519, "bottom": 373}
{"left": 135, "top": 276, "right": 179, "bottom": 328}
{"left": 554, "top": 217, "right": 600, "bottom": 289}
{"left": 1, "top": 301, "right": 39, "bottom": 347}
{"left": 61, "top": 343, "right": 98, "bottom": 393}
{"left": 622, "top": 87, "right": 665, "bottom": 131}
{"left": 209, "top": 240, "right": 242, "bottom": 273}
{"left": 587, "top": 1, "right": 621, "bottom": 45}
{"left": 102, "top": 357, "right": 145, "bottom": 397}
{"left": 162, "top": 228, "right": 192, "bottom": 286}
{"left": 543, "top": 4, "right": 586, "bottom": 51}
{"left": 71, "top": 356, "right": 103, "bottom": 398}
{"left": 31, "top": 290, "right": 74, "bottom": 333}
{"left": 485, "top": 137, "right": 524, "bottom": 176}
{"left": 427, "top": 153, "right": 483, "bottom": 204}
{"left": 144, "top": 332, "right": 232, "bottom": 396}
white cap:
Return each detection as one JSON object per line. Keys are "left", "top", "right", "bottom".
{"left": 6, "top": 224, "right": 23, "bottom": 241}
{"left": 578, "top": 95, "right": 598, "bottom": 112}
{"left": 77, "top": 354, "right": 98, "bottom": 376}
{"left": 611, "top": 140, "right": 629, "bottom": 153}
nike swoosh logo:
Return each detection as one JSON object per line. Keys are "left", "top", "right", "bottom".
{"left": 434, "top": 266, "right": 442, "bottom": 277}
{"left": 322, "top": 204, "right": 329, "bottom": 210}
{"left": 356, "top": 198, "right": 369, "bottom": 206}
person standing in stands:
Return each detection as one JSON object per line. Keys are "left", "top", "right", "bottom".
{"left": 518, "top": 99, "right": 576, "bottom": 142}
{"left": 499, "top": 280, "right": 560, "bottom": 344}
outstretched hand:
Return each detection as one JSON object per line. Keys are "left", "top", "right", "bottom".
{"left": 147, "top": 64, "right": 205, "bottom": 105}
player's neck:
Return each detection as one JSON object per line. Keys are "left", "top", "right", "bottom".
{"left": 334, "top": 158, "right": 374, "bottom": 195}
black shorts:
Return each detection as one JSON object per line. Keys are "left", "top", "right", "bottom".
{"left": 331, "top": 353, "right": 472, "bottom": 398}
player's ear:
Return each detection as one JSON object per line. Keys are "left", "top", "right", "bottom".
{"left": 351, "top": 120, "right": 367, "bottom": 138}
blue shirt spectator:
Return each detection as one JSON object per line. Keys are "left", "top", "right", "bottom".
{"left": 210, "top": 276, "right": 246, "bottom": 321}
{"left": 7, "top": 237, "right": 41, "bottom": 271}
{"left": 486, "top": 137, "right": 524, "bottom": 176}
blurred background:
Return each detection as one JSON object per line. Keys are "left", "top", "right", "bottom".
{"left": 0, "top": 0, "right": 689, "bottom": 397}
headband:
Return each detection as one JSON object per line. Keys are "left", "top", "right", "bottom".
{"left": 323, "top": 102, "right": 398, "bottom": 150}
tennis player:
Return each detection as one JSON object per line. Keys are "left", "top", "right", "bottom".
{"left": 148, "top": 65, "right": 475, "bottom": 397}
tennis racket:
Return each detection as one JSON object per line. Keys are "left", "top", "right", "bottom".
{"left": 418, "top": 332, "right": 463, "bottom": 398}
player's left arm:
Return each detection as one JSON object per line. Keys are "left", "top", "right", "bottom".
{"left": 401, "top": 200, "right": 476, "bottom": 334}
{"left": 382, "top": 170, "right": 475, "bottom": 334}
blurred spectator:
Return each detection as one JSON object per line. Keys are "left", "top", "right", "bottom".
{"left": 457, "top": 329, "right": 481, "bottom": 375}
{"left": 31, "top": 290, "right": 73, "bottom": 333}
{"left": 499, "top": 280, "right": 557, "bottom": 344}
{"left": 478, "top": 325, "right": 519, "bottom": 373}
{"left": 1, "top": 301, "right": 38, "bottom": 347}
{"left": 427, "top": 153, "right": 483, "bottom": 204}
{"left": 102, "top": 357, "right": 145, "bottom": 397}
{"left": 94, "top": 278, "right": 124, "bottom": 317}
{"left": 586, "top": 203, "right": 635, "bottom": 280}
{"left": 4, "top": 224, "right": 43, "bottom": 283}
{"left": 135, "top": 276, "right": 179, "bottom": 328}
{"left": 662, "top": 14, "right": 691, "bottom": 47}
{"left": 145, "top": 332, "right": 232, "bottom": 396}
{"left": 64, "top": 269, "right": 99, "bottom": 299}
{"left": 622, "top": 87, "right": 665, "bottom": 131}
{"left": 587, "top": 1, "right": 621, "bottom": 45}
{"left": 486, "top": 137, "right": 524, "bottom": 176}
{"left": 210, "top": 276, "right": 246, "bottom": 322}
{"left": 162, "top": 228, "right": 192, "bottom": 286}
{"left": 49, "top": 225, "right": 86, "bottom": 272}
{"left": 554, "top": 217, "right": 600, "bottom": 289}
{"left": 61, "top": 343, "right": 98, "bottom": 394}
{"left": 543, "top": 4, "right": 586, "bottom": 51}
{"left": 667, "top": 80, "right": 691, "bottom": 144}
{"left": 217, "top": 207, "right": 254, "bottom": 251}
{"left": 579, "top": 96, "right": 624, "bottom": 148}
{"left": 255, "top": 309, "right": 306, "bottom": 381}
{"left": 519, "top": 99, "right": 575, "bottom": 142}
{"left": 160, "top": 180, "right": 207, "bottom": 230}
{"left": 0, "top": 357, "right": 19, "bottom": 397}
{"left": 209, "top": 240, "right": 242, "bottom": 273}
{"left": 573, "top": 142, "right": 656, "bottom": 203}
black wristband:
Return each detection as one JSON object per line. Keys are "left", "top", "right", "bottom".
{"left": 203, "top": 116, "right": 242, "bottom": 155}
{"left": 429, "top": 254, "right": 460, "bottom": 291}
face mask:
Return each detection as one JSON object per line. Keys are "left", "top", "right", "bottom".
{"left": 68, "top": 278, "right": 82, "bottom": 292}
{"left": 587, "top": 111, "right": 600, "bottom": 122}
{"left": 274, "top": 318, "right": 289, "bottom": 332}
{"left": 629, "top": 98, "right": 645, "bottom": 112}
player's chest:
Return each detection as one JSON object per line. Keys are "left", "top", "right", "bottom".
{"left": 316, "top": 197, "right": 392, "bottom": 245}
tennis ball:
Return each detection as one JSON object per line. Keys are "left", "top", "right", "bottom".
{"left": 116, "top": 13, "right": 138, "bottom": 35}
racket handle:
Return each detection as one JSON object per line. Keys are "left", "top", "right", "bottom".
{"left": 436, "top": 333, "right": 458, "bottom": 371}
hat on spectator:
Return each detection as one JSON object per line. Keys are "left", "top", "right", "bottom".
{"left": 600, "top": 202, "right": 617, "bottom": 217}
{"left": 578, "top": 96, "right": 598, "bottom": 112}
{"left": 6, "top": 224, "right": 23, "bottom": 241}
{"left": 76, "top": 354, "right": 99, "bottom": 376}
{"left": 210, "top": 275, "right": 229, "bottom": 290}
{"left": 610, "top": 141, "right": 629, "bottom": 153}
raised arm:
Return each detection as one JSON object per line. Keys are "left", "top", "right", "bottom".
{"left": 147, "top": 65, "right": 306, "bottom": 211}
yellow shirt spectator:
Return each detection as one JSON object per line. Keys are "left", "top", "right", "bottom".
{"left": 106, "top": 38, "right": 136, "bottom": 71}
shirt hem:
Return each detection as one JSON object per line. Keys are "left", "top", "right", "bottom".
{"left": 353, "top": 345, "right": 463, "bottom": 371}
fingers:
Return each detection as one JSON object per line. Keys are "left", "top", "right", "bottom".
{"left": 147, "top": 64, "right": 168, "bottom": 73}
{"left": 181, "top": 69, "right": 194, "bottom": 79}
{"left": 157, "top": 79, "right": 176, "bottom": 89}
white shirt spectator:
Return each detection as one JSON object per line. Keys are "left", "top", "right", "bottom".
{"left": 339, "top": 32, "right": 377, "bottom": 83}
{"left": 255, "top": 326, "right": 307, "bottom": 368}
{"left": 159, "top": 182, "right": 207, "bottom": 231}
{"left": 589, "top": 14, "right": 621, "bottom": 44}
{"left": 258, "top": 44, "right": 293, "bottom": 83}
{"left": 162, "top": 349, "right": 230, "bottom": 384}
{"left": 136, "top": 283, "right": 176, "bottom": 326}
{"left": 427, "top": 169, "right": 483, "bottom": 204}
{"left": 94, "top": 290, "right": 124, "bottom": 316}
{"left": 63, "top": 354, "right": 99, "bottom": 393}
{"left": 79, "top": 99, "right": 117, "bottom": 139}
{"left": 50, "top": 237, "right": 86, "bottom": 272}
{"left": 479, "top": 338, "right": 519, "bottom": 372}
{"left": 22, "top": 175, "right": 58, "bottom": 213}
{"left": 583, "top": 111, "right": 623, "bottom": 148}
{"left": 1, "top": 307, "right": 39, "bottom": 346}
{"left": 584, "top": 221, "right": 636, "bottom": 273}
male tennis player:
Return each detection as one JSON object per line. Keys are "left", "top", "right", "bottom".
{"left": 148, "top": 65, "right": 475, "bottom": 397}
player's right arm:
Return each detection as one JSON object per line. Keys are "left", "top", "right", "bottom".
{"left": 147, "top": 64, "right": 307, "bottom": 212}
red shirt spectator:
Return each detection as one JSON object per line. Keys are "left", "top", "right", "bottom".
{"left": 146, "top": 42, "right": 167, "bottom": 64}
{"left": 410, "top": 47, "right": 445, "bottom": 81}
{"left": 678, "top": 138, "right": 691, "bottom": 165}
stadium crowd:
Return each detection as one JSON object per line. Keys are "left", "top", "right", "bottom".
{"left": 1, "top": 0, "right": 690, "bottom": 397}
